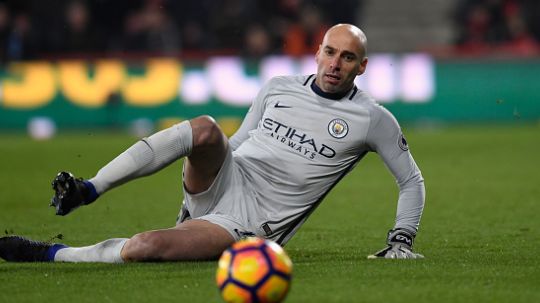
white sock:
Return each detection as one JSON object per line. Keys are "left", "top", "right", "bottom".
{"left": 89, "top": 121, "right": 193, "bottom": 194}
{"left": 54, "top": 238, "right": 128, "bottom": 263}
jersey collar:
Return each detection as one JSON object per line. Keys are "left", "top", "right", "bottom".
{"left": 310, "top": 79, "right": 355, "bottom": 100}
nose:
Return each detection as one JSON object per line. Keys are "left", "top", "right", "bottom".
{"left": 330, "top": 57, "right": 341, "bottom": 71}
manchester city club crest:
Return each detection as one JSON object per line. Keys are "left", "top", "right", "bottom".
{"left": 328, "top": 119, "right": 349, "bottom": 139}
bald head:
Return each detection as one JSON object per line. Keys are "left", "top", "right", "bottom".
{"left": 323, "top": 24, "right": 368, "bottom": 59}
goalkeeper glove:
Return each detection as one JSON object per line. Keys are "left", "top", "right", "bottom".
{"left": 367, "top": 228, "right": 424, "bottom": 259}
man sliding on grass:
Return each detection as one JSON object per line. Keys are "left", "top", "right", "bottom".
{"left": 0, "top": 24, "right": 425, "bottom": 263}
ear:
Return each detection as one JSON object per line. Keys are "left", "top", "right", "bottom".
{"left": 315, "top": 44, "right": 322, "bottom": 64}
{"left": 357, "top": 57, "right": 368, "bottom": 75}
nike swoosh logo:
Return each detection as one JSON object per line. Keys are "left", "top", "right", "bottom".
{"left": 274, "top": 102, "right": 292, "bottom": 108}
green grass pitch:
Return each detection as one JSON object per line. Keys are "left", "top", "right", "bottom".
{"left": 0, "top": 123, "right": 538, "bottom": 302}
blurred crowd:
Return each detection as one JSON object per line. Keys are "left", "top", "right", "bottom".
{"left": 0, "top": 0, "right": 360, "bottom": 62}
{"left": 1, "top": 0, "right": 539, "bottom": 63}
{"left": 453, "top": 0, "right": 540, "bottom": 56}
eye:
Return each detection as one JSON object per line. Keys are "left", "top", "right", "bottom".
{"left": 325, "top": 48, "right": 334, "bottom": 56}
{"left": 344, "top": 54, "right": 355, "bottom": 61}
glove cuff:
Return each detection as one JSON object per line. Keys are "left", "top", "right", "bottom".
{"left": 387, "top": 229, "right": 415, "bottom": 249}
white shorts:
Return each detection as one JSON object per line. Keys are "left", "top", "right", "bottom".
{"left": 177, "top": 147, "right": 271, "bottom": 241}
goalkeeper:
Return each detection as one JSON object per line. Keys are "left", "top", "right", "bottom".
{"left": 0, "top": 23, "right": 425, "bottom": 263}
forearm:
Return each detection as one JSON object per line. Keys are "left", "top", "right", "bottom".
{"left": 394, "top": 176, "right": 425, "bottom": 234}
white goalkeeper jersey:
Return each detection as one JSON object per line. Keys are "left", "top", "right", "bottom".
{"left": 229, "top": 75, "right": 425, "bottom": 245}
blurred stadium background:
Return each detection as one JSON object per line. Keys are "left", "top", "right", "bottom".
{"left": 0, "top": 0, "right": 539, "bottom": 137}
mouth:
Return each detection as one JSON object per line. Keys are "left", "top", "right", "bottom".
{"left": 325, "top": 73, "right": 341, "bottom": 84}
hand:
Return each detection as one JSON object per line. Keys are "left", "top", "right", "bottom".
{"left": 367, "top": 229, "right": 424, "bottom": 259}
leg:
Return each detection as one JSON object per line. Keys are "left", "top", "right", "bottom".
{"left": 51, "top": 115, "right": 228, "bottom": 215}
{"left": 184, "top": 115, "right": 229, "bottom": 194}
{"left": 0, "top": 220, "right": 234, "bottom": 263}
{"left": 57, "top": 115, "right": 227, "bottom": 200}
{"left": 0, "top": 236, "right": 127, "bottom": 263}
{"left": 89, "top": 120, "right": 194, "bottom": 194}
{"left": 121, "top": 219, "right": 235, "bottom": 261}
{"left": 51, "top": 120, "right": 194, "bottom": 216}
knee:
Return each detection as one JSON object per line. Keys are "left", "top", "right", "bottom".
{"left": 121, "top": 232, "right": 167, "bottom": 262}
{"left": 190, "top": 115, "right": 225, "bottom": 150}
